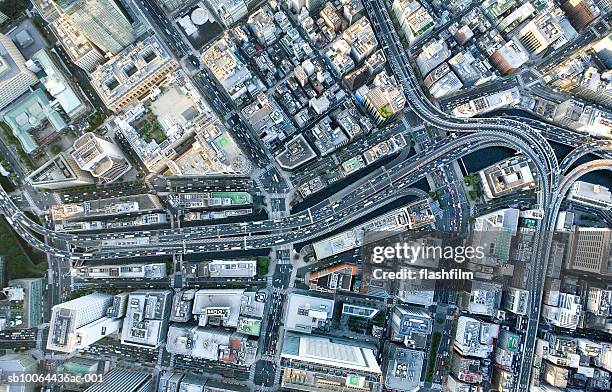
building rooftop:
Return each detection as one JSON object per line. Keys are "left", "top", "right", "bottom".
{"left": 282, "top": 333, "right": 382, "bottom": 375}
{"left": 285, "top": 293, "right": 334, "bottom": 333}
{"left": 121, "top": 290, "right": 172, "bottom": 348}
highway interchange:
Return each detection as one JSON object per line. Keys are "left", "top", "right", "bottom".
{"left": 0, "top": 2, "right": 611, "bottom": 390}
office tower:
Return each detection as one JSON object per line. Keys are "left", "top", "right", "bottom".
{"left": 47, "top": 292, "right": 122, "bottom": 353}
{"left": 207, "top": 0, "right": 248, "bottom": 27}
{"left": 5, "top": 278, "right": 44, "bottom": 328}
{"left": 562, "top": 0, "right": 601, "bottom": 31}
{"left": 389, "top": 305, "right": 432, "bottom": 349}
{"left": 27, "top": 152, "right": 95, "bottom": 190}
{"left": 362, "top": 72, "right": 406, "bottom": 124}
{"left": 0, "top": 34, "right": 38, "bottom": 111}
{"left": 121, "top": 290, "right": 172, "bottom": 348}
{"left": 30, "top": 0, "right": 62, "bottom": 23}
{"left": 83, "top": 368, "right": 153, "bottom": 392}
{"left": 51, "top": 16, "right": 104, "bottom": 73}
{"left": 90, "top": 35, "right": 177, "bottom": 112}
{"left": 567, "top": 227, "right": 612, "bottom": 276}
{"left": 489, "top": 38, "right": 529, "bottom": 75}
{"left": 280, "top": 333, "right": 382, "bottom": 391}
{"left": 0, "top": 352, "right": 37, "bottom": 392}
{"left": 58, "top": 0, "right": 137, "bottom": 55}
{"left": 567, "top": 181, "right": 612, "bottom": 210}
{"left": 71, "top": 132, "right": 131, "bottom": 183}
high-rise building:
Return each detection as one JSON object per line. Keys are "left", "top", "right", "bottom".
{"left": 389, "top": 305, "right": 432, "bottom": 349}
{"left": 71, "top": 132, "right": 131, "bottom": 183}
{"left": 27, "top": 152, "right": 95, "bottom": 190}
{"left": 360, "top": 71, "right": 406, "bottom": 124}
{"left": 120, "top": 290, "right": 172, "bottom": 348}
{"left": 489, "top": 38, "right": 529, "bottom": 75}
{"left": 51, "top": 16, "right": 105, "bottom": 73}
{"left": 0, "top": 34, "right": 38, "bottom": 111}
{"left": 47, "top": 293, "right": 122, "bottom": 353}
{"left": 280, "top": 333, "right": 382, "bottom": 392}
{"left": 392, "top": 0, "right": 435, "bottom": 44}
{"left": 567, "top": 181, "right": 612, "bottom": 210}
{"left": 542, "top": 292, "right": 582, "bottom": 330}
{"left": 83, "top": 368, "right": 153, "bottom": 392}
{"left": 0, "top": 352, "right": 37, "bottom": 392}
{"left": 562, "top": 0, "right": 601, "bottom": 31}
{"left": 5, "top": 278, "right": 44, "bottom": 328}
{"left": 58, "top": 0, "right": 137, "bottom": 55}
{"left": 206, "top": 0, "right": 248, "bottom": 27}
{"left": 503, "top": 287, "right": 529, "bottom": 315}
{"left": 567, "top": 226, "right": 612, "bottom": 276}
{"left": 90, "top": 35, "right": 177, "bottom": 112}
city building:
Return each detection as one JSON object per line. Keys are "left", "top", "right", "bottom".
{"left": 1, "top": 278, "right": 44, "bottom": 329}
{"left": 471, "top": 208, "right": 520, "bottom": 265}
{"left": 27, "top": 152, "right": 95, "bottom": 190}
{"left": 514, "top": 14, "right": 563, "bottom": 57}
{"left": 166, "top": 325, "right": 257, "bottom": 365}
{"left": 191, "top": 289, "right": 256, "bottom": 328}
{"left": 169, "top": 192, "right": 252, "bottom": 209}
{"left": 489, "top": 38, "right": 530, "bottom": 75}
{"left": 307, "top": 263, "right": 358, "bottom": 292}
{"left": 479, "top": 155, "right": 537, "bottom": 200}
{"left": 75, "top": 263, "right": 167, "bottom": 279}
{"left": 2, "top": 89, "right": 67, "bottom": 153}
{"left": 206, "top": 0, "right": 248, "bottom": 27}
{"left": 552, "top": 99, "right": 612, "bottom": 138}
{"left": 503, "top": 287, "right": 529, "bottom": 315}
{"left": 202, "top": 36, "right": 252, "bottom": 103}
{"left": 342, "top": 303, "right": 380, "bottom": 319}
{"left": 58, "top": 0, "right": 137, "bottom": 55}
{"left": 71, "top": 132, "right": 131, "bottom": 183}
{"left": 284, "top": 293, "right": 334, "bottom": 334}
{"left": 450, "top": 352, "right": 483, "bottom": 384}
{"left": 247, "top": 8, "right": 276, "bottom": 46}
{"left": 121, "top": 290, "right": 172, "bottom": 348}
{"left": 561, "top": 0, "right": 601, "bottom": 31}
{"left": 280, "top": 333, "right": 382, "bottom": 392}
{"left": 169, "top": 289, "right": 196, "bottom": 323}
{"left": 203, "top": 260, "right": 256, "bottom": 278}
{"left": 28, "top": 49, "right": 87, "bottom": 119}
{"left": 494, "top": 329, "right": 520, "bottom": 371}
{"left": 392, "top": 0, "right": 435, "bottom": 44}
{"left": 341, "top": 16, "right": 378, "bottom": 64}
{"left": 90, "top": 35, "right": 178, "bottom": 112}
{"left": 0, "top": 33, "right": 38, "bottom": 111}
{"left": 453, "top": 316, "right": 497, "bottom": 358}
{"left": 415, "top": 39, "right": 451, "bottom": 76}
{"left": 357, "top": 71, "right": 406, "bottom": 124}
{"left": 586, "top": 287, "right": 612, "bottom": 317}
{"left": 457, "top": 280, "right": 503, "bottom": 317}
{"left": 543, "top": 292, "right": 582, "bottom": 330}
{"left": 47, "top": 293, "right": 122, "bottom": 353}
{"left": 389, "top": 305, "right": 432, "bottom": 349}
{"left": 383, "top": 343, "right": 423, "bottom": 391}
{"left": 51, "top": 16, "right": 104, "bottom": 73}
{"left": 566, "top": 227, "right": 612, "bottom": 276}
{"left": 452, "top": 87, "right": 521, "bottom": 117}
{"left": 0, "top": 352, "right": 37, "bottom": 392}
{"left": 567, "top": 181, "right": 612, "bottom": 210}
{"left": 83, "top": 367, "right": 153, "bottom": 392}
{"left": 51, "top": 194, "right": 162, "bottom": 221}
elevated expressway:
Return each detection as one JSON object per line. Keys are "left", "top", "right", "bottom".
{"left": 1, "top": 134, "right": 524, "bottom": 260}
{"left": 0, "top": 1, "right": 610, "bottom": 389}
